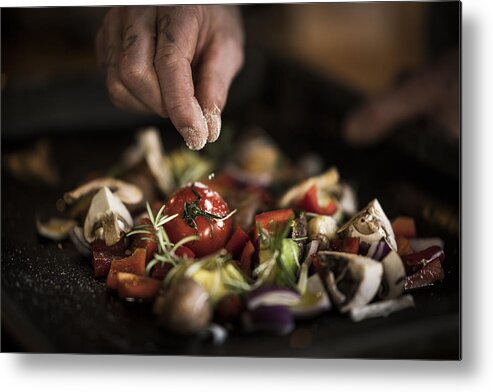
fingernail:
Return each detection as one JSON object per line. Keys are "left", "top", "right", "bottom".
{"left": 204, "top": 106, "right": 222, "bottom": 143}
{"left": 180, "top": 127, "right": 207, "bottom": 150}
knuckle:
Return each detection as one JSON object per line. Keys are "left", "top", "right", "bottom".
{"left": 107, "top": 81, "right": 127, "bottom": 104}
{"left": 119, "top": 61, "right": 149, "bottom": 87}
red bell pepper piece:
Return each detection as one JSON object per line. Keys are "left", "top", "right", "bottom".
{"left": 329, "top": 237, "right": 360, "bottom": 254}
{"left": 130, "top": 218, "right": 158, "bottom": 262}
{"left": 396, "top": 236, "right": 414, "bottom": 257}
{"left": 296, "top": 185, "right": 337, "bottom": 216}
{"left": 116, "top": 272, "right": 161, "bottom": 301}
{"left": 254, "top": 208, "right": 295, "bottom": 240}
{"left": 225, "top": 225, "right": 250, "bottom": 259}
{"left": 91, "top": 238, "right": 127, "bottom": 278}
{"left": 106, "top": 248, "right": 146, "bottom": 290}
{"left": 238, "top": 240, "right": 255, "bottom": 277}
{"left": 392, "top": 216, "right": 417, "bottom": 238}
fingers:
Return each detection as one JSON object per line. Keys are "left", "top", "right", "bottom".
{"left": 195, "top": 37, "right": 244, "bottom": 142}
{"left": 154, "top": 6, "right": 209, "bottom": 150}
{"left": 100, "top": 8, "right": 154, "bottom": 114}
{"left": 118, "top": 6, "right": 166, "bottom": 116}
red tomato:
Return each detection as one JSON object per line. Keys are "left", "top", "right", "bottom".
{"left": 297, "top": 185, "right": 337, "bottom": 215}
{"left": 163, "top": 182, "right": 234, "bottom": 257}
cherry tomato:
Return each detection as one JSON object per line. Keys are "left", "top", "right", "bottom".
{"left": 163, "top": 182, "right": 234, "bottom": 257}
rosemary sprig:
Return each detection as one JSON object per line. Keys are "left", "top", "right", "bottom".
{"left": 127, "top": 202, "right": 198, "bottom": 277}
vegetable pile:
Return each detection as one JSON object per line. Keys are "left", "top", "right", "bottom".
{"left": 37, "top": 127, "right": 446, "bottom": 339}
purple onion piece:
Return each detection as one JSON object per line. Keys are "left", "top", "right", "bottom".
{"left": 372, "top": 240, "right": 391, "bottom": 261}
{"left": 242, "top": 305, "right": 295, "bottom": 335}
{"left": 246, "top": 286, "right": 301, "bottom": 311}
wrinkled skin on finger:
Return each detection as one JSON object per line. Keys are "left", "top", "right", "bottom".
{"left": 96, "top": 5, "right": 244, "bottom": 150}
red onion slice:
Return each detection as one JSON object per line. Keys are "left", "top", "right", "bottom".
{"left": 242, "top": 305, "right": 295, "bottom": 335}
{"left": 246, "top": 287, "right": 301, "bottom": 310}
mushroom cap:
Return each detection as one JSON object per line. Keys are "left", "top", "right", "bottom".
{"left": 136, "top": 127, "right": 174, "bottom": 195}
{"left": 64, "top": 177, "right": 143, "bottom": 206}
{"left": 36, "top": 217, "right": 77, "bottom": 241}
{"left": 337, "top": 198, "right": 397, "bottom": 252}
{"left": 83, "top": 186, "right": 133, "bottom": 246}
{"left": 157, "top": 278, "right": 212, "bottom": 335}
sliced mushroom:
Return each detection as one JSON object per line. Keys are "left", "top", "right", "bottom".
{"left": 349, "top": 295, "right": 415, "bottom": 322}
{"left": 316, "top": 251, "right": 383, "bottom": 313}
{"left": 83, "top": 187, "right": 133, "bottom": 246}
{"left": 135, "top": 127, "right": 175, "bottom": 195}
{"left": 36, "top": 217, "right": 77, "bottom": 240}
{"left": 337, "top": 199, "right": 397, "bottom": 252}
{"left": 379, "top": 251, "right": 406, "bottom": 300}
{"left": 68, "top": 226, "right": 92, "bottom": 256}
{"left": 64, "top": 177, "right": 143, "bottom": 206}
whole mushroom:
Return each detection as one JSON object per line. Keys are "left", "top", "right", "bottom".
{"left": 155, "top": 278, "right": 212, "bottom": 335}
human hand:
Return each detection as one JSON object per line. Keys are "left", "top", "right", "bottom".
{"left": 96, "top": 5, "right": 244, "bottom": 150}
{"left": 342, "top": 48, "right": 459, "bottom": 146}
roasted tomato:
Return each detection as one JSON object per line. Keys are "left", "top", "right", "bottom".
{"left": 164, "top": 182, "right": 234, "bottom": 257}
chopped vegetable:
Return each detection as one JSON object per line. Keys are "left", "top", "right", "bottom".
{"left": 391, "top": 216, "right": 417, "bottom": 238}
{"left": 225, "top": 225, "right": 250, "bottom": 260}
{"left": 349, "top": 295, "right": 415, "bottom": 322}
{"left": 296, "top": 185, "right": 338, "bottom": 215}
{"left": 404, "top": 259, "right": 445, "bottom": 290}
{"left": 242, "top": 305, "right": 294, "bottom": 335}
{"left": 106, "top": 248, "right": 146, "bottom": 289}
{"left": 116, "top": 272, "right": 161, "bottom": 301}
{"left": 91, "top": 237, "right": 127, "bottom": 278}
{"left": 402, "top": 246, "right": 445, "bottom": 275}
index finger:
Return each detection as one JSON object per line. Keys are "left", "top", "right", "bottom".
{"left": 154, "top": 6, "right": 208, "bottom": 150}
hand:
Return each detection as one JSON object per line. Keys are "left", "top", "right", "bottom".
{"left": 342, "top": 48, "right": 459, "bottom": 146}
{"left": 96, "top": 5, "right": 244, "bottom": 150}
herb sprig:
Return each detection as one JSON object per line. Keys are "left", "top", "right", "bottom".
{"left": 127, "top": 202, "right": 199, "bottom": 276}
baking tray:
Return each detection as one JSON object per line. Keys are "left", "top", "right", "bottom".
{"left": 1, "top": 56, "right": 460, "bottom": 358}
